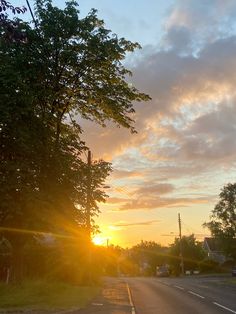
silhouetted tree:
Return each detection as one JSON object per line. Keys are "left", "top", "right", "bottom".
{"left": 204, "top": 183, "right": 236, "bottom": 261}
{"left": 0, "top": 0, "right": 150, "bottom": 281}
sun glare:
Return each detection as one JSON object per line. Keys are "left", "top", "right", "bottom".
{"left": 92, "top": 235, "right": 106, "bottom": 246}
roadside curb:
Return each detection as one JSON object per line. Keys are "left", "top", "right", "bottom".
{"left": 126, "top": 283, "right": 136, "bottom": 314}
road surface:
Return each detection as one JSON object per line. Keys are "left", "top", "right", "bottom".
{"left": 126, "top": 276, "right": 236, "bottom": 314}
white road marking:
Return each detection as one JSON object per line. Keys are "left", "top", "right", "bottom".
{"left": 162, "top": 282, "right": 170, "bottom": 286}
{"left": 188, "top": 290, "right": 205, "bottom": 299}
{"left": 126, "top": 283, "right": 136, "bottom": 314}
{"left": 92, "top": 303, "right": 103, "bottom": 306}
{"left": 174, "top": 285, "right": 184, "bottom": 290}
{"left": 213, "top": 302, "right": 236, "bottom": 313}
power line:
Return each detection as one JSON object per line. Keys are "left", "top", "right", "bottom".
{"left": 25, "top": 0, "right": 37, "bottom": 27}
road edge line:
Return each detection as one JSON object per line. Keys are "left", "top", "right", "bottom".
{"left": 213, "top": 302, "right": 236, "bottom": 313}
{"left": 126, "top": 282, "right": 136, "bottom": 314}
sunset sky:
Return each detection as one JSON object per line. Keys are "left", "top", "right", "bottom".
{"left": 52, "top": 0, "right": 236, "bottom": 247}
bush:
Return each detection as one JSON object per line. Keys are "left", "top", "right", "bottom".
{"left": 198, "top": 259, "right": 221, "bottom": 273}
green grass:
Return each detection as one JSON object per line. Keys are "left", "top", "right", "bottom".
{"left": 0, "top": 280, "right": 100, "bottom": 310}
{"left": 226, "top": 278, "right": 236, "bottom": 285}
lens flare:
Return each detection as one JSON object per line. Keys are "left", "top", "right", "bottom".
{"left": 92, "top": 235, "right": 106, "bottom": 246}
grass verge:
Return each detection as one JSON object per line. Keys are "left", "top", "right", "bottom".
{"left": 0, "top": 280, "right": 100, "bottom": 310}
{"left": 226, "top": 278, "right": 236, "bottom": 285}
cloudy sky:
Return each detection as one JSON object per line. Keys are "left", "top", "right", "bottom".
{"left": 53, "top": 0, "right": 236, "bottom": 247}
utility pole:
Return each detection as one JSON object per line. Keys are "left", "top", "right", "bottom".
{"left": 86, "top": 150, "right": 92, "bottom": 243}
{"left": 85, "top": 150, "right": 92, "bottom": 284}
{"left": 178, "top": 213, "right": 185, "bottom": 276}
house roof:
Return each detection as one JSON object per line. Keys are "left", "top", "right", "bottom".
{"left": 204, "top": 237, "right": 222, "bottom": 252}
{"left": 204, "top": 237, "right": 236, "bottom": 252}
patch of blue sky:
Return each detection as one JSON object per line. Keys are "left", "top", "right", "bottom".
{"left": 180, "top": 101, "right": 219, "bottom": 116}
{"left": 52, "top": 0, "right": 173, "bottom": 46}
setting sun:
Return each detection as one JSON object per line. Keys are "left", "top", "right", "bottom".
{"left": 92, "top": 235, "right": 106, "bottom": 246}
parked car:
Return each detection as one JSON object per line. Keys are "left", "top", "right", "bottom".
{"left": 232, "top": 267, "right": 236, "bottom": 277}
{"left": 156, "top": 265, "right": 169, "bottom": 277}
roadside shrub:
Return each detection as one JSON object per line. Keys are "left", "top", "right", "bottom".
{"left": 198, "top": 259, "right": 221, "bottom": 273}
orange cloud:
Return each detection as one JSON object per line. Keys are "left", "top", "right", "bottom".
{"left": 111, "top": 219, "right": 160, "bottom": 227}
{"left": 119, "top": 196, "right": 209, "bottom": 211}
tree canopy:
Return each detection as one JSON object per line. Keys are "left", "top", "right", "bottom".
{"left": 129, "top": 240, "right": 168, "bottom": 275}
{"left": 0, "top": 0, "right": 27, "bottom": 42}
{"left": 169, "top": 234, "right": 206, "bottom": 274}
{"left": 0, "top": 0, "right": 150, "bottom": 281}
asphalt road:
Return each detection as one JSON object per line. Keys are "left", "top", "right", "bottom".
{"left": 126, "top": 276, "right": 236, "bottom": 314}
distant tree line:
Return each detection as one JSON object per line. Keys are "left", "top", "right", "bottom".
{"left": 99, "top": 233, "right": 233, "bottom": 278}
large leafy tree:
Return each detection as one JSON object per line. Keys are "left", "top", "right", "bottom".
{"left": 25, "top": 0, "right": 149, "bottom": 134}
{"left": 0, "top": 0, "right": 149, "bottom": 229}
{"left": 204, "top": 183, "right": 236, "bottom": 260}
{"left": 0, "top": 0, "right": 150, "bottom": 280}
